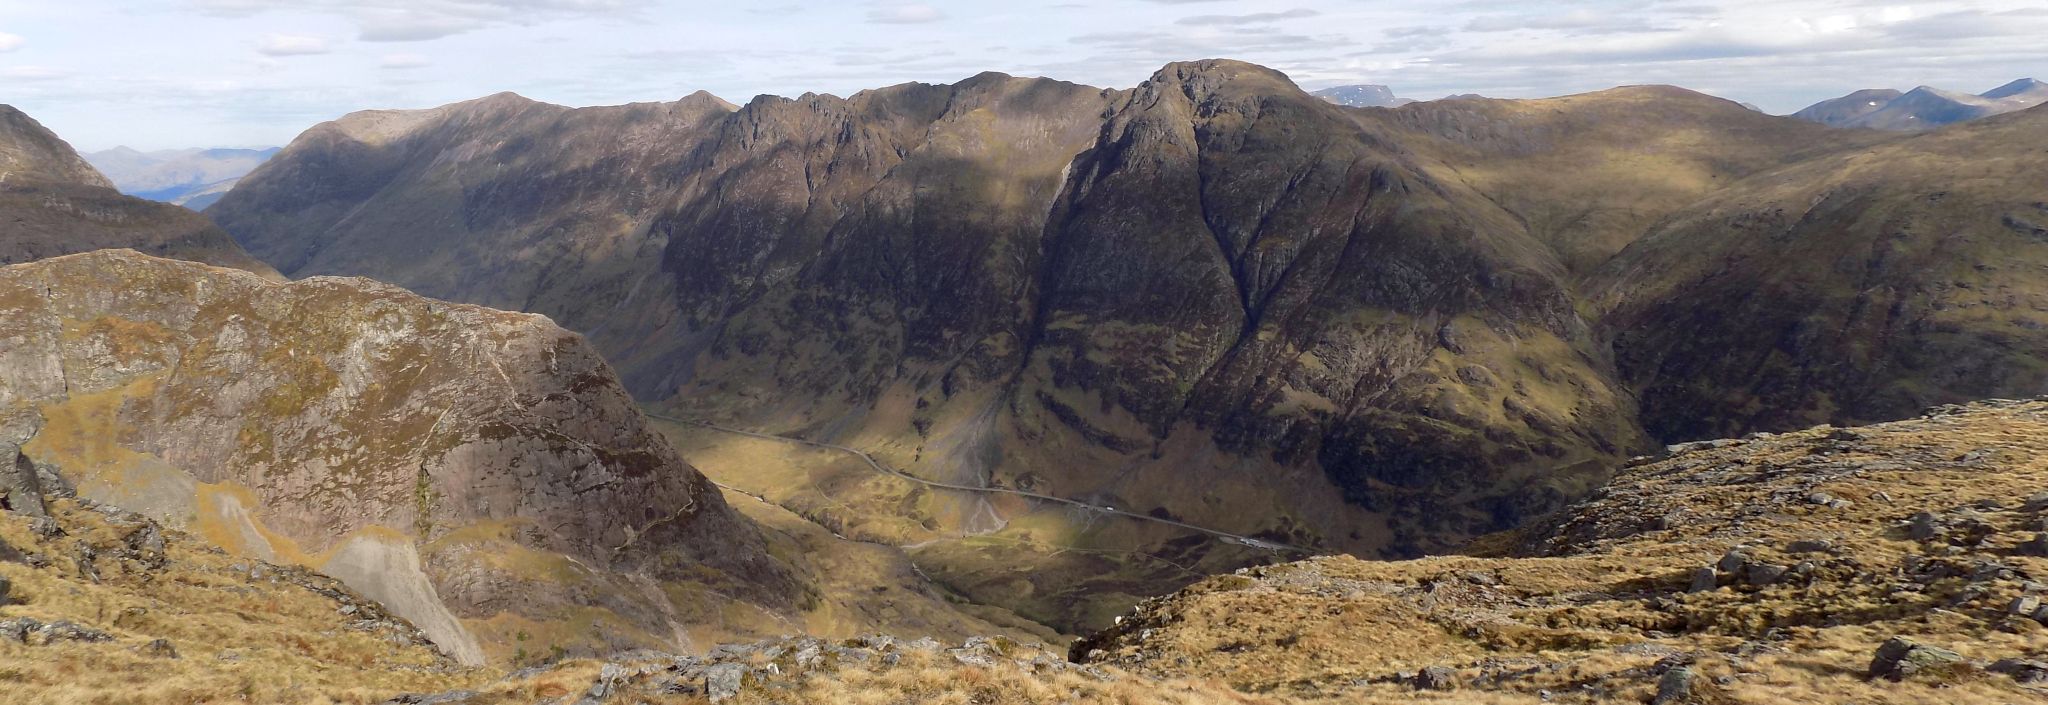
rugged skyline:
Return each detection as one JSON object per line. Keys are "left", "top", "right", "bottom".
{"left": 3, "top": 0, "right": 2046, "bottom": 149}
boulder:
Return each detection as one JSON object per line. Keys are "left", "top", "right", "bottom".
{"left": 2015, "top": 533, "right": 2048, "bottom": 557}
{"left": 1869, "top": 637, "right": 1966, "bottom": 681}
{"left": 704, "top": 663, "right": 747, "bottom": 703}
{"left": 1745, "top": 562, "right": 1789, "bottom": 586}
{"left": 1651, "top": 666, "right": 1712, "bottom": 705}
{"left": 1414, "top": 665, "right": 1456, "bottom": 691}
{"left": 1687, "top": 567, "right": 1718, "bottom": 593}
{"left": 1988, "top": 658, "right": 2048, "bottom": 684}
{"left": 1907, "top": 513, "right": 1942, "bottom": 541}
{"left": 1715, "top": 550, "right": 1750, "bottom": 574}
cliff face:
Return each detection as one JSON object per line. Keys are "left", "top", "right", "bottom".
{"left": 0, "top": 250, "right": 799, "bottom": 664}
{"left": 0, "top": 106, "right": 272, "bottom": 273}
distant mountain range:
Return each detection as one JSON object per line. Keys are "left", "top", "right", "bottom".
{"left": 83, "top": 145, "right": 278, "bottom": 210}
{"left": 1311, "top": 84, "right": 1413, "bottom": 107}
{"left": 1794, "top": 78, "right": 2048, "bottom": 130}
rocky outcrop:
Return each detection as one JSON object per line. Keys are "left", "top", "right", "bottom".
{"left": 0, "top": 105, "right": 272, "bottom": 273}
{"left": 0, "top": 250, "right": 799, "bottom": 664}
{"left": 0, "top": 442, "right": 46, "bottom": 517}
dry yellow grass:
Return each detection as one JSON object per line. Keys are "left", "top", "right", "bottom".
{"left": 1079, "top": 399, "right": 2048, "bottom": 704}
{"left": 0, "top": 499, "right": 482, "bottom": 705}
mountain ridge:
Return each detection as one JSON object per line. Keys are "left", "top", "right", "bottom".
{"left": 206, "top": 59, "right": 2036, "bottom": 634}
{"left": 0, "top": 105, "right": 274, "bottom": 273}
{"left": 1793, "top": 78, "right": 2048, "bottom": 130}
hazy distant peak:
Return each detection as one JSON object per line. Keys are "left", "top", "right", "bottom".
{"left": 1795, "top": 79, "right": 2048, "bottom": 130}
{"left": 1312, "top": 84, "right": 1411, "bottom": 108}
{"left": 677, "top": 89, "right": 738, "bottom": 112}
{"left": 1982, "top": 77, "right": 2046, "bottom": 100}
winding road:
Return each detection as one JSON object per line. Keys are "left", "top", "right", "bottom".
{"left": 646, "top": 413, "right": 1315, "bottom": 557}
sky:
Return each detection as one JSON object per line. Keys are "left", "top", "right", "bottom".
{"left": 1, "top": 0, "right": 2044, "bottom": 150}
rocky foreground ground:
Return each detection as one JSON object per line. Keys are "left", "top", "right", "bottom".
{"left": 1077, "top": 398, "right": 2048, "bottom": 703}
{"left": 7, "top": 399, "right": 2048, "bottom": 704}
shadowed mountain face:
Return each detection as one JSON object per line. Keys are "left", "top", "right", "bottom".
{"left": 1595, "top": 103, "right": 2048, "bottom": 441}
{"left": 0, "top": 250, "right": 804, "bottom": 665}
{"left": 212, "top": 62, "right": 1656, "bottom": 564}
{"left": 207, "top": 61, "right": 2040, "bottom": 599}
{"left": 0, "top": 106, "right": 272, "bottom": 273}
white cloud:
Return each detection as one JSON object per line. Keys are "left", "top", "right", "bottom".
{"left": 379, "top": 52, "right": 431, "bottom": 69}
{"left": 868, "top": 3, "right": 945, "bottom": 24}
{"left": 0, "top": 32, "right": 23, "bottom": 52}
{"left": 193, "top": 0, "right": 648, "bottom": 41}
{"left": 258, "top": 34, "right": 333, "bottom": 56}
{"left": 3, "top": 66, "right": 69, "bottom": 81}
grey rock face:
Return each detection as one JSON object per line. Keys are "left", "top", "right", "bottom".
{"left": 0, "top": 443, "right": 47, "bottom": 517}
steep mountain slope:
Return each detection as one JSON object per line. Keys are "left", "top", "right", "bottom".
{"left": 0, "top": 250, "right": 822, "bottom": 665}
{"left": 0, "top": 106, "right": 272, "bottom": 273}
{"left": 1370, "top": 86, "right": 1887, "bottom": 274}
{"left": 1791, "top": 88, "right": 1903, "bottom": 126}
{"left": 84, "top": 146, "right": 278, "bottom": 207}
{"left": 1594, "top": 103, "right": 2048, "bottom": 442}
{"left": 1077, "top": 398, "right": 2048, "bottom": 703}
{"left": 212, "top": 61, "right": 1648, "bottom": 574}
